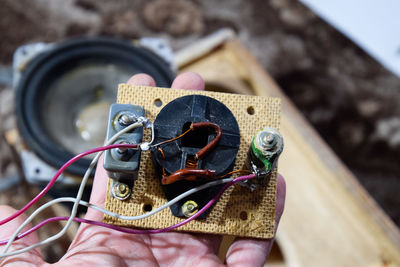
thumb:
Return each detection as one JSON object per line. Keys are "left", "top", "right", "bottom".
{"left": 0, "top": 205, "right": 44, "bottom": 266}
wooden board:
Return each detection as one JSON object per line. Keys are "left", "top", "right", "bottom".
{"left": 180, "top": 39, "right": 400, "bottom": 267}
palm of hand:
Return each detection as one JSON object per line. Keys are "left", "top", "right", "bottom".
{"left": 61, "top": 227, "right": 225, "bottom": 266}
{"left": 0, "top": 73, "right": 285, "bottom": 267}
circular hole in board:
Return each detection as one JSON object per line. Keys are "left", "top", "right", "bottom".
{"left": 247, "top": 106, "right": 255, "bottom": 115}
{"left": 154, "top": 98, "right": 163, "bottom": 107}
{"left": 239, "top": 211, "right": 248, "bottom": 220}
{"left": 143, "top": 203, "right": 153, "bottom": 212}
{"left": 35, "top": 168, "right": 41, "bottom": 174}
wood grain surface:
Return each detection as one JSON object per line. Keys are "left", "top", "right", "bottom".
{"left": 180, "top": 39, "right": 400, "bottom": 267}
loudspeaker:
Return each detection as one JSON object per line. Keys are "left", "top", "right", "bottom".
{"left": 15, "top": 37, "right": 175, "bottom": 181}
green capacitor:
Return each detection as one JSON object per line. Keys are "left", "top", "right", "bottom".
{"left": 244, "top": 127, "right": 284, "bottom": 190}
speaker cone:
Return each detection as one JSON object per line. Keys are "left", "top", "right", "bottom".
{"left": 16, "top": 37, "right": 175, "bottom": 176}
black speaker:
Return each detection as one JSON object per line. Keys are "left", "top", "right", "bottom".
{"left": 15, "top": 37, "right": 175, "bottom": 179}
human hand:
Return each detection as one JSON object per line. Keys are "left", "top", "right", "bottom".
{"left": 0, "top": 72, "right": 286, "bottom": 266}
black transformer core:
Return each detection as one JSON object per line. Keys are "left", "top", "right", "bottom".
{"left": 151, "top": 94, "right": 240, "bottom": 218}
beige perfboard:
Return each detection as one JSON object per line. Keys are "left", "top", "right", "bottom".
{"left": 103, "top": 84, "right": 281, "bottom": 238}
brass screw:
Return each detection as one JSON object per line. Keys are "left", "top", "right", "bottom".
{"left": 182, "top": 200, "right": 198, "bottom": 217}
{"left": 112, "top": 182, "right": 131, "bottom": 200}
{"left": 118, "top": 183, "right": 127, "bottom": 193}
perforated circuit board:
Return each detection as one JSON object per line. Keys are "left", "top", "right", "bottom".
{"left": 103, "top": 84, "right": 281, "bottom": 238}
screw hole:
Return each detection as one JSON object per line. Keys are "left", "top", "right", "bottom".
{"left": 35, "top": 168, "right": 41, "bottom": 174}
{"left": 154, "top": 98, "right": 162, "bottom": 107}
{"left": 247, "top": 106, "right": 255, "bottom": 115}
{"left": 143, "top": 203, "right": 153, "bottom": 212}
{"left": 239, "top": 211, "right": 248, "bottom": 220}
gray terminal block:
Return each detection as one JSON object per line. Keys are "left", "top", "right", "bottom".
{"left": 103, "top": 104, "right": 145, "bottom": 181}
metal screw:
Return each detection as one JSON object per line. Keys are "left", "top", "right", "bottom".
{"left": 262, "top": 134, "right": 274, "bottom": 144}
{"left": 111, "top": 182, "right": 131, "bottom": 200}
{"left": 118, "top": 113, "right": 136, "bottom": 126}
{"left": 259, "top": 132, "right": 277, "bottom": 150}
{"left": 117, "top": 147, "right": 128, "bottom": 154}
{"left": 182, "top": 200, "right": 198, "bottom": 217}
{"left": 118, "top": 183, "right": 127, "bottom": 193}
{"left": 116, "top": 141, "right": 130, "bottom": 154}
{"left": 112, "top": 141, "right": 135, "bottom": 161}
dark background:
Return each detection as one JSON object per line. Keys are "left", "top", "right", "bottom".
{"left": 0, "top": 0, "right": 399, "bottom": 226}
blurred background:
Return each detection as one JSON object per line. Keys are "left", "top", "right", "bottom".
{"left": 0, "top": 0, "right": 399, "bottom": 264}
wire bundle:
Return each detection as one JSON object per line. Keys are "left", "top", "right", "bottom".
{"left": 0, "top": 118, "right": 255, "bottom": 259}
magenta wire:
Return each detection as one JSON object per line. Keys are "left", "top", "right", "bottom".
{"left": 0, "top": 144, "right": 137, "bottom": 227}
{"left": 0, "top": 174, "right": 255, "bottom": 245}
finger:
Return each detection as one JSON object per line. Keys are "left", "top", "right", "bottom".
{"left": 71, "top": 73, "right": 160, "bottom": 244}
{"left": 127, "top": 73, "right": 156, "bottom": 86}
{"left": 275, "top": 174, "right": 286, "bottom": 223}
{"left": 225, "top": 174, "right": 286, "bottom": 266}
{"left": 0, "top": 205, "right": 43, "bottom": 265}
{"left": 83, "top": 155, "right": 109, "bottom": 221}
{"left": 84, "top": 73, "right": 158, "bottom": 221}
{"left": 171, "top": 72, "right": 205, "bottom": 90}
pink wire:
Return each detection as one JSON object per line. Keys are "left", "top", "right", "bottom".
{"left": 0, "top": 174, "right": 255, "bottom": 245}
{"left": 0, "top": 144, "right": 137, "bottom": 226}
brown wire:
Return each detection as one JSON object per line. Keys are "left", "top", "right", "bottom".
{"left": 162, "top": 168, "right": 216, "bottom": 185}
{"left": 158, "top": 121, "right": 224, "bottom": 185}
{"left": 185, "top": 157, "right": 198, "bottom": 168}
{"left": 154, "top": 128, "right": 193, "bottom": 147}
{"left": 218, "top": 169, "right": 253, "bottom": 178}
{"left": 154, "top": 122, "right": 222, "bottom": 160}
{"left": 157, "top": 147, "right": 168, "bottom": 177}
{"left": 157, "top": 147, "right": 166, "bottom": 159}
{"left": 190, "top": 122, "right": 222, "bottom": 160}
{"left": 162, "top": 169, "right": 253, "bottom": 185}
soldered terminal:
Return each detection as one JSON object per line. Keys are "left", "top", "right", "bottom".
{"left": 243, "top": 127, "right": 284, "bottom": 191}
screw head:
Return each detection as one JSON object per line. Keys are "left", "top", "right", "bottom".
{"left": 118, "top": 183, "right": 127, "bottom": 193}
{"left": 112, "top": 182, "right": 131, "bottom": 200}
{"left": 262, "top": 134, "right": 274, "bottom": 144}
{"left": 182, "top": 200, "right": 198, "bottom": 217}
{"left": 259, "top": 131, "right": 277, "bottom": 150}
{"left": 116, "top": 141, "right": 130, "bottom": 154}
{"left": 187, "top": 203, "right": 195, "bottom": 212}
{"left": 118, "top": 113, "right": 136, "bottom": 126}
{"left": 112, "top": 141, "right": 135, "bottom": 161}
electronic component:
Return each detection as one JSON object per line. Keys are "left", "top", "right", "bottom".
{"left": 103, "top": 104, "right": 145, "bottom": 186}
{"left": 151, "top": 94, "right": 240, "bottom": 218}
{"left": 244, "top": 127, "right": 284, "bottom": 190}
{"left": 104, "top": 85, "right": 281, "bottom": 239}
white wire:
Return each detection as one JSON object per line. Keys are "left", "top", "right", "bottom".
{"left": 90, "top": 177, "right": 232, "bottom": 220}
{"left": 0, "top": 118, "right": 234, "bottom": 258}
{"left": 0, "top": 121, "right": 143, "bottom": 259}
{"left": 28, "top": 177, "right": 233, "bottom": 222}
{"left": 0, "top": 169, "right": 233, "bottom": 257}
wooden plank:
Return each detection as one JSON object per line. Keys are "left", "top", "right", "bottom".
{"left": 180, "top": 39, "right": 400, "bottom": 267}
